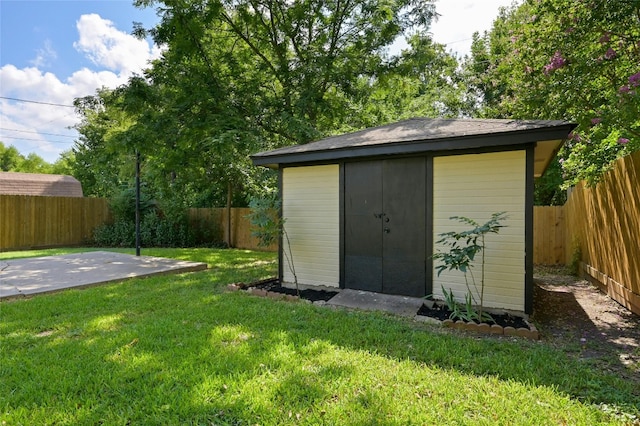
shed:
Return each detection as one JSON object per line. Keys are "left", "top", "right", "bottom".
{"left": 251, "top": 118, "right": 575, "bottom": 314}
{"left": 0, "top": 172, "right": 83, "bottom": 197}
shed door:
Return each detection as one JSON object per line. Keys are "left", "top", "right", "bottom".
{"left": 344, "top": 158, "right": 426, "bottom": 296}
{"left": 344, "top": 161, "right": 383, "bottom": 292}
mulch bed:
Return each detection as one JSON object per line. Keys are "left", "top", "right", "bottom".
{"left": 416, "top": 302, "right": 529, "bottom": 329}
{"left": 244, "top": 278, "right": 530, "bottom": 329}
{"left": 244, "top": 278, "right": 338, "bottom": 302}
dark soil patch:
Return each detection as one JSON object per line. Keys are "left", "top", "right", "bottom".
{"left": 249, "top": 278, "right": 338, "bottom": 303}
{"left": 417, "top": 302, "right": 529, "bottom": 329}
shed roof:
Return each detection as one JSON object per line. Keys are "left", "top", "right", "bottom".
{"left": 251, "top": 118, "right": 576, "bottom": 177}
{"left": 0, "top": 172, "right": 83, "bottom": 197}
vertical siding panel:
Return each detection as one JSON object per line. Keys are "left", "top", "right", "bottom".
{"left": 282, "top": 165, "right": 340, "bottom": 287}
{"left": 433, "top": 151, "right": 526, "bottom": 312}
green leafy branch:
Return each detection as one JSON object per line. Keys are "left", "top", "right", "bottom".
{"left": 433, "top": 211, "right": 507, "bottom": 322}
{"left": 248, "top": 193, "right": 299, "bottom": 296}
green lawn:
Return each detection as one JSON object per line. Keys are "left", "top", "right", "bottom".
{"left": 1, "top": 248, "right": 638, "bottom": 425}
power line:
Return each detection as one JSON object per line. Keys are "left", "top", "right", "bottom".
{"left": 0, "top": 136, "right": 75, "bottom": 145}
{"left": 0, "top": 96, "right": 75, "bottom": 108}
{"left": 0, "top": 127, "right": 77, "bottom": 139}
{"left": 443, "top": 37, "right": 474, "bottom": 45}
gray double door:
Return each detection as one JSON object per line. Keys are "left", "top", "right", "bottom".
{"left": 344, "top": 157, "right": 427, "bottom": 297}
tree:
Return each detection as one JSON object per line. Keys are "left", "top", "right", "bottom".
{"left": 0, "top": 142, "right": 53, "bottom": 173}
{"left": 248, "top": 193, "right": 299, "bottom": 295}
{"left": 0, "top": 142, "right": 23, "bottom": 171}
{"left": 433, "top": 212, "right": 508, "bottom": 323}
{"left": 72, "top": 89, "right": 138, "bottom": 198}
{"left": 50, "top": 150, "right": 76, "bottom": 176}
{"left": 134, "top": 0, "right": 439, "bottom": 143}
{"left": 343, "top": 33, "right": 469, "bottom": 131}
{"left": 72, "top": 0, "right": 463, "bottom": 216}
{"left": 464, "top": 0, "right": 639, "bottom": 187}
{"left": 17, "top": 153, "right": 52, "bottom": 174}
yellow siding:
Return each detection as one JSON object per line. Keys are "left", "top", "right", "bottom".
{"left": 282, "top": 165, "right": 340, "bottom": 287}
{"left": 433, "top": 151, "right": 526, "bottom": 312}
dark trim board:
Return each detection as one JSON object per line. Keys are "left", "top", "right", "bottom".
{"left": 277, "top": 169, "right": 283, "bottom": 284}
{"left": 266, "top": 143, "right": 534, "bottom": 170}
{"left": 339, "top": 162, "right": 345, "bottom": 289}
{"left": 425, "top": 156, "right": 434, "bottom": 296}
{"left": 525, "top": 145, "right": 535, "bottom": 314}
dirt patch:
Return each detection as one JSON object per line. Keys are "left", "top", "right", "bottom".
{"left": 532, "top": 266, "right": 640, "bottom": 385}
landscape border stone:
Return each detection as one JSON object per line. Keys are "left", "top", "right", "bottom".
{"left": 228, "top": 280, "right": 539, "bottom": 339}
{"left": 436, "top": 317, "right": 539, "bottom": 340}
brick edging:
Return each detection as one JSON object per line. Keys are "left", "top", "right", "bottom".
{"left": 226, "top": 282, "right": 302, "bottom": 302}
{"left": 416, "top": 316, "right": 539, "bottom": 340}
{"left": 229, "top": 282, "right": 539, "bottom": 339}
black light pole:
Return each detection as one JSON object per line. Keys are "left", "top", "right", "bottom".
{"left": 135, "top": 150, "right": 141, "bottom": 256}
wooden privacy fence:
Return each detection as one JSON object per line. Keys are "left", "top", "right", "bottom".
{"left": 0, "top": 195, "right": 111, "bottom": 251}
{"left": 564, "top": 150, "right": 640, "bottom": 315}
{"left": 0, "top": 195, "right": 273, "bottom": 252}
{"left": 4, "top": 151, "right": 638, "bottom": 314}
{"left": 188, "top": 207, "right": 276, "bottom": 251}
{"left": 533, "top": 206, "right": 565, "bottom": 265}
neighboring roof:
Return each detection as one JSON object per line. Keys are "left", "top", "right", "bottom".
{"left": 251, "top": 118, "right": 576, "bottom": 177}
{"left": 0, "top": 172, "right": 83, "bottom": 197}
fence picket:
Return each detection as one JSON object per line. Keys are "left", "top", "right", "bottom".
{"left": 0, "top": 195, "right": 111, "bottom": 251}
{"left": 533, "top": 205, "right": 565, "bottom": 265}
{"left": 2, "top": 150, "right": 638, "bottom": 316}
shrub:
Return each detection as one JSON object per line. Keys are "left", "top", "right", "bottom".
{"left": 94, "top": 186, "right": 224, "bottom": 248}
{"left": 433, "top": 212, "right": 508, "bottom": 323}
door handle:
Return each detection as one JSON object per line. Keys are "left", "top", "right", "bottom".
{"left": 384, "top": 227, "right": 390, "bottom": 233}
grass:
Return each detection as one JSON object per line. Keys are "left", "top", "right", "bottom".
{"left": 0, "top": 247, "right": 100, "bottom": 260}
{"left": 1, "top": 248, "right": 639, "bottom": 425}
{"left": 0, "top": 247, "right": 274, "bottom": 269}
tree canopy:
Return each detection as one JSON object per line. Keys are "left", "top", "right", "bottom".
{"left": 69, "top": 0, "right": 640, "bottom": 209}
{"left": 0, "top": 141, "right": 72, "bottom": 175}
{"left": 72, "top": 0, "right": 467, "bottom": 207}
{"left": 464, "top": 0, "right": 639, "bottom": 190}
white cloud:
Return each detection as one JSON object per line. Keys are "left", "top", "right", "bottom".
{"left": 73, "top": 13, "right": 161, "bottom": 75}
{"left": 30, "top": 39, "right": 58, "bottom": 68}
{"left": 0, "top": 14, "right": 161, "bottom": 163}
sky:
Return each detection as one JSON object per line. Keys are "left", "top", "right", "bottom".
{"left": 0, "top": 0, "right": 516, "bottom": 163}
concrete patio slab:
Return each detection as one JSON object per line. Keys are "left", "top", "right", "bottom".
{"left": 0, "top": 251, "right": 207, "bottom": 300}
{"left": 326, "top": 288, "right": 424, "bottom": 317}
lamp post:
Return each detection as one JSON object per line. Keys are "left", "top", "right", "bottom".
{"left": 135, "top": 150, "right": 141, "bottom": 256}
